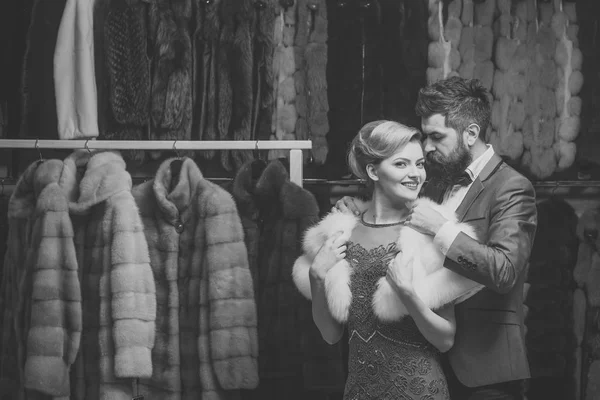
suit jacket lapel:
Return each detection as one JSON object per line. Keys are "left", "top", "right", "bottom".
{"left": 455, "top": 153, "right": 504, "bottom": 222}
{"left": 455, "top": 179, "right": 484, "bottom": 222}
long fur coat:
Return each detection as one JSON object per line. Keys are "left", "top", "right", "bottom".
{"left": 2, "top": 151, "right": 156, "bottom": 399}
{"left": 133, "top": 157, "right": 259, "bottom": 399}
{"left": 293, "top": 197, "right": 484, "bottom": 323}
{"left": 228, "top": 159, "right": 346, "bottom": 393}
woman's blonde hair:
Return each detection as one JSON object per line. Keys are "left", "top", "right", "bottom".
{"left": 347, "top": 120, "right": 422, "bottom": 181}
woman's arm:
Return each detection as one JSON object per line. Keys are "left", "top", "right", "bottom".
{"left": 394, "top": 285, "right": 456, "bottom": 352}
{"left": 310, "top": 272, "right": 345, "bottom": 344}
{"left": 309, "top": 234, "right": 347, "bottom": 344}
{"left": 386, "top": 263, "right": 456, "bottom": 352}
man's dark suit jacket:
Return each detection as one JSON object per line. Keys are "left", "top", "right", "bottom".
{"left": 424, "top": 153, "right": 538, "bottom": 388}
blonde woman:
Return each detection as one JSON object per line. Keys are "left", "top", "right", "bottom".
{"left": 293, "top": 120, "right": 483, "bottom": 400}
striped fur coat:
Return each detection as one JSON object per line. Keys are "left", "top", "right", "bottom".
{"left": 2, "top": 150, "right": 156, "bottom": 399}
{"left": 133, "top": 157, "right": 259, "bottom": 399}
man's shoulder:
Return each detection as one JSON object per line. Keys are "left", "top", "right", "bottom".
{"left": 489, "top": 160, "right": 534, "bottom": 192}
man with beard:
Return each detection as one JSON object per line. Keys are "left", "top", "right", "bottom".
{"left": 336, "top": 76, "right": 537, "bottom": 400}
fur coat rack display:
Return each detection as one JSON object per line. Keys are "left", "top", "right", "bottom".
{"left": 0, "top": 151, "right": 264, "bottom": 400}
{"left": 0, "top": 151, "right": 157, "bottom": 399}
{"left": 45, "top": 0, "right": 328, "bottom": 171}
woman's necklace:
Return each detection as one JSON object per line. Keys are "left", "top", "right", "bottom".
{"left": 360, "top": 212, "right": 407, "bottom": 228}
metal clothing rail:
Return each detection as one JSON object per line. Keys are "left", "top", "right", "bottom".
{"left": 0, "top": 139, "right": 312, "bottom": 187}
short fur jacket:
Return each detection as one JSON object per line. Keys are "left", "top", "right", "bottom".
{"left": 292, "top": 197, "right": 484, "bottom": 323}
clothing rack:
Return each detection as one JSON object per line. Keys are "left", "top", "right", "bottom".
{"left": 0, "top": 139, "right": 312, "bottom": 187}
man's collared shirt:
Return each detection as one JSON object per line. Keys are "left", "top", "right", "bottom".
{"left": 434, "top": 145, "right": 496, "bottom": 255}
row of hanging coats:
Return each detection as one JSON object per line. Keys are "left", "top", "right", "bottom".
{"left": 1, "top": 0, "right": 330, "bottom": 170}
{"left": 0, "top": 150, "right": 345, "bottom": 400}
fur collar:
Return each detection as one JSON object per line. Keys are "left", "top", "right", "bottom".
{"left": 8, "top": 159, "right": 64, "bottom": 219}
{"left": 9, "top": 151, "right": 131, "bottom": 219}
{"left": 151, "top": 157, "right": 205, "bottom": 226}
{"left": 231, "top": 159, "right": 318, "bottom": 220}
{"left": 61, "top": 150, "right": 131, "bottom": 214}
{"left": 292, "top": 197, "right": 484, "bottom": 323}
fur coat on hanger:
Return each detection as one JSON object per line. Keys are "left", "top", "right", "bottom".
{"left": 2, "top": 151, "right": 156, "bottom": 399}
{"left": 19, "top": 0, "right": 65, "bottom": 140}
{"left": 96, "top": 0, "right": 151, "bottom": 165}
{"left": 227, "top": 159, "right": 346, "bottom": 393}
{"left": 293, "top": 197, "right": 484, "bottom": 323}
{"left": 148, "top": 0, "right": 193, "bottom": 145}
{"left": 133, "top": 157, "right": 259, "bottom": 399}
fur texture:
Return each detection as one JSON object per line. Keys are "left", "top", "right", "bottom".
{"left": 4, "top": 160, "right": 81, "bottom": 397}
{"left": 104, "top": 0, "right": 150, "bottom": 126}
{"left": 269, "top": 3, "right": 297, "bottom": 160}
{"left": 253, "top": 0, "right": 277, "bottom": 143}
{"left": 228, "top": 159, "right": 345, "bottom": 392}
{"left": 200, "top": 0, "right": 221, "bottom": 160}
{"left": 6, "top": 151, "right": 157, "bottom": 399}
{"left": 293, "top": 197, "right": 484, "bottom": 323}
{"left": 133, "top": 157, "right": 259, "bottom": 399}
{"left": 230, "top": 0, "right": 255, "bottom": 169}
{"left": 148, "top": 0, "right": 193, "bottom": 142}
{"left": 293, "top": 0, "right": 329, "bottom": 163}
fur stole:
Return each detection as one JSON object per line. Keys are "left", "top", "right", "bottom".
{"left": 292, "top": 197, "right": 484, "bottom": 323}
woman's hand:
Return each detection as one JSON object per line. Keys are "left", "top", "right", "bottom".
{"left": 310, "top": 232, "right": 347, "bottom": 280}
{"left": 385, "top": 253, "right": 415, "bottom": 299}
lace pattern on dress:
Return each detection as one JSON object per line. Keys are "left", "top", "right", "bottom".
{"left": 343, "top": 241, "right": 449, "bottom": 400}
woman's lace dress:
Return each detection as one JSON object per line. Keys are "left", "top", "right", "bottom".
{"left": 342, "top": 219, "right": 450, "bottom": 400}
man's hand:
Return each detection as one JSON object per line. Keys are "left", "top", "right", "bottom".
{"left": 405, "top": 202, "right": 448, "bottom": 236}
{"left": 332, "top": 196, "right": 364, "bottom": 216}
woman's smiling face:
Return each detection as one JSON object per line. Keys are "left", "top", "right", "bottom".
{"left": 367, "top": 140, "right": 426, "bottom": 203}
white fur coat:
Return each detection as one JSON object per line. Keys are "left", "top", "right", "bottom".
{"left": 292, "top": 197, "right": 485, "bottom": 323}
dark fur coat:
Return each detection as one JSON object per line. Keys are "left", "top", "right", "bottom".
{"left": 228, "top": 160, "right": 346, "bottom": 394}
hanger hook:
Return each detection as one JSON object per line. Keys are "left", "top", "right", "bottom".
{"left": 34, "top": 139, "right": 43, "bottom": 161}
{"left": 172, "top": 140, "right": 180, "bottom": 158}
{"left": 84, "top": 139, "right": 92, "bottom": 154}
{"left": 254, "top": 140, "right": 262, "bottom": 160}
{"left": 552, "top": 182, "right": 559, "bottom": 196}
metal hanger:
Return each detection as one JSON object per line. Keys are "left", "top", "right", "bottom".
{"left": 35, "top": 139, "right": 44, "bottom": 163}
{"left": 84, "top": 139, "right": 92, "bottom": 154}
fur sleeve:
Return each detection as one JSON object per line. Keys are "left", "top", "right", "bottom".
{"left": 24, "top": 184, "right": 81, "bottom": 397}
{"left": 201, "top": 189, "right": 259, "bottom": 390}
{"left": 110, "top": 192, "right": 156, "bottom": 378}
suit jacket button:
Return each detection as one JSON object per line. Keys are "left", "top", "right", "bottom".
{"left": 175, "top": 221, "right": 184, "bottom": 233}
{"left": 457, "top": 256, "right": 464, "bottom": 262}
